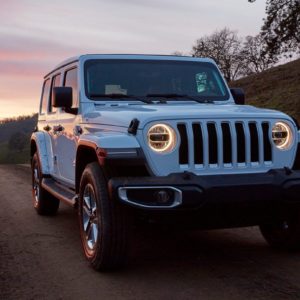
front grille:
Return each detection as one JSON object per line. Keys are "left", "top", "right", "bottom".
{"left": 177, "top": 120, "right": 272, "bottom": 169}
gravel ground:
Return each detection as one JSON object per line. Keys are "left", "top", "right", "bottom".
{"left": 1, "top": 164, "right": 300, "bottom": 300}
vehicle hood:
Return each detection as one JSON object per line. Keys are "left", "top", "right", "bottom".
{"left": 82, "top": 103, "right": 293, "bottom": 129}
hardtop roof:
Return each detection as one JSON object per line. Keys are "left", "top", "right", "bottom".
{"left": 45, "top": 54, "right": 215, "bottom": 78}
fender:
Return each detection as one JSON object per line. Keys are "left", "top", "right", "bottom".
{"left": 77, "top": 131, "right": 142, "bottom": 168}
{"left": 75, "top": 132, "right": 143, "bottom": 192}
{"left": 78, "top": 131, "right": 140, "bottom": 150}
{"left": 31, "top": 132, "right": 51, "bottom": 175}
{"left": 78, "top": 132, "right": 141, "bottom": 160}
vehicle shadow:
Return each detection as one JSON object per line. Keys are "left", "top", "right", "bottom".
{"left": 34, "top": 201, "right": 300, "bottom": 299}
{"left": 121, "top": 225, "right": 300, "bottom": 299}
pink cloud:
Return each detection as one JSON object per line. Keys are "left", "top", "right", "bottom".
{"left": 0, "top": 61, "right": 48, "bottom": 77}
{"left": 0, "top": 33, "right": 84, "bottom": 86}
{"left": 0, "top": 33, "right": 82, "bottom": 61}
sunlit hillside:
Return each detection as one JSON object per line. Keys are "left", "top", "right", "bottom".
{"left": 231, "top": 58, "right": 300, "bottom": 124}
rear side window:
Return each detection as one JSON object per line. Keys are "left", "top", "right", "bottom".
{"left": 64, "top": 68, "right": 78, "bottom": 107}
{"left": 40, "top": 79, "right": 51, "bottom": 114}
{"left": 49, "top": 74, "right": 61, "bottom": 113}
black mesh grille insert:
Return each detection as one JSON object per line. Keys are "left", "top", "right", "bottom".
{"left": 177, "top": 124, "right": 189, "bottom": 164}
{"left": 249, "top": 122, "right": 259, "bottom": 162}
{"left": 235, "top": 123, "right": 246, "bottom": 163}
{"left": 262, "top": 122, "right": 272, "bottom": 161}
{"left": 207, "top": 123, "right": 218, "bottom": 164}
{"left": 192, "top": 123, "right": 203, "bottom": 164}
{"left": 221, "top": 123, "right": 232, "bottom": 164}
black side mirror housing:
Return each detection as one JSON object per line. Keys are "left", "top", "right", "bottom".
{"left": 230, "top": 88, "right": 245, "bottom": 105}
{"left": 53, "top": 87, "right": 73, "bottom": 108}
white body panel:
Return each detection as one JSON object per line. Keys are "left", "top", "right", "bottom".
{"left": 31, "top": 131, "right": 51, "bottom": 175}
{"left": 82, "top": 103, "right": 293, "bottom": 129}
{"left": 33, "top": 54, "right": 299, "bottom": 185}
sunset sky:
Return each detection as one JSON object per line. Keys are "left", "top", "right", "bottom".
{"left": 0, "top": 0, "right": 266, "bottom": 120}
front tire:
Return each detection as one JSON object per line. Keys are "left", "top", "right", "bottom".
{"left": 31, "top": 153, "right": 60, "bottom": 215}
{"left": 78, "top": 162, "right": 130, "bottom": 271}
{"left": 260, "top": 212, "right": 300, "bottom": 250}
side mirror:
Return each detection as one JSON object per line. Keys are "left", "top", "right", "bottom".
{"left": 230, "top": 88, "right": 245, "bottom": 105}
{"left": 53, "top": 87, "right": 72, "bottom": 108}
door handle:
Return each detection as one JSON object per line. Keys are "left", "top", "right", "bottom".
{"left": 53, "top": 125, "right": 64, "bottom": 132}
{"left": 43, "top": 125, "right": 51, "bottom": 131}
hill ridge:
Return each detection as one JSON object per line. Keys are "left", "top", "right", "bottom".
{"left": 231, "top": 58, "right": 300, "bottom": 123}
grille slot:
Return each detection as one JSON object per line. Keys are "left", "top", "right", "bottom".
{"left": 262, "top": 122, "right": 272, "bottom": 161}
{"left": 177, "top": 124, "right": 189, "bottom": 164}
{"left": 249, "top": 122, "right": 259, "bottom": 162}
{"left": 207, "top": 123, "right": 218, "bottom": 164}
{"left": 235, "top": 123, "right": 246, "bottom": 163}
{"left": 192, "top": 123, "right": 203, "bottom": 164}
{"left": 177, "top": 120, "right": 273, "bottom": 170}
{"left": 221, "top": 123, "right": 232, "bottom": 164}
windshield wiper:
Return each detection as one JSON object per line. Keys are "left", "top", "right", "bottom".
{"left": 89, "top": 93, "right": 153, "bottom": 104}
{"left": 147, "top": 93, "right": 187, "bottom": 98}
{"left": 185, "top": 96, "right": 214, "bottom": 104}
{"left": 146, "top": 93, "right": 214, "bottom": 104}
{"left": 146, "top": 93, "right": 186, "bottom": 104}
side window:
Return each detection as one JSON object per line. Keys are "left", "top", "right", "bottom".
{"left": 40, "top": 79, "right": 51, "bottom": 114}
{"left": 49, "top": 74, "right": 61, "bottom": 113}
{"left": 64, "top": 68, "right": 78, "bottom": 107}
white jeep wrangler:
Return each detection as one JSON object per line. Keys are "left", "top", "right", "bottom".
{"left": 31, "top": 54, "right": 300, "bottom": 270}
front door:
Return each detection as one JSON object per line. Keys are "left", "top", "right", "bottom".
{"left": 55, "top": 66, "right": 79, "bottom": 185}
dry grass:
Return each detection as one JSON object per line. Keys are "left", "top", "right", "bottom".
{"left": 231, "top": 58, "right": 300, "bottom": 124}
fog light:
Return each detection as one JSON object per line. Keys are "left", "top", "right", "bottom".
{"left": 118, "top": 186, "right": 182, "bottom": 208}
{"left": 154, "top": 190, "right": 171, "bottom": 204}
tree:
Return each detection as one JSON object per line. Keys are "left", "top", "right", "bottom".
{"left": 240, "top": 34, "right": 278, "bottom": 75}
{"left": 249, "top": 0, "right": 300, "bottom": 55}
{"left": 191, "top": 28, "right": 243, "bottom": 82}
{"left": 8, "top": 131, "right": 28, "bottom": 152}
{"left": 172, "top": 51, "right": 184, "bottom": 56}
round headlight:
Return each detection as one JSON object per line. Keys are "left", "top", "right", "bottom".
{"left": 147, "top": 124, "right": 177, "bottom": 153}
{"left": 272, "top": 122, "right": 293, "bottom": 150}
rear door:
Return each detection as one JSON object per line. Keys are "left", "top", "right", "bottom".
{"left": 38, "top": 78, "right": 57, "bottom": 174}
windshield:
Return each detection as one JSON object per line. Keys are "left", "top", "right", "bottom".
{"left": 84, "top": 59, "right": 230, "bottom": 101}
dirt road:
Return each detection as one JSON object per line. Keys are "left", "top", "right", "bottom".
{"left": 1, "top": 165, "right": 300, "bottom": 300}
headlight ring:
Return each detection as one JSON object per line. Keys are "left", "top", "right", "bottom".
{"left": 272, "top": 121, "right": 293, "bottom": 150}
{"left": 147, "top": 124, "right": 177, "bottom": 153}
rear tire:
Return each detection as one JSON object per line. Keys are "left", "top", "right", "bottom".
{"left": 260, "top": 211, "right": 300, "bottom": 250}
{"left": 31, "top": 153, "right": 60, "bottom": 215}
{"left": 78, "top": 162, "right": 130, "bottom": 271}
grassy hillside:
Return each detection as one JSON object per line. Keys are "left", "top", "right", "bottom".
{"left": 0, "top": 114, "right": 37, "bottom": 143}
{"left": 0, "top": 114, "right": 37, "bottom": 164}
{"left": 231, "top": 58, "right": 300, "bottom": 124}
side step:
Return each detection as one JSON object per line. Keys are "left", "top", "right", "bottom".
{"left": 42, "top": 178, "right": 78, "bottom": 208}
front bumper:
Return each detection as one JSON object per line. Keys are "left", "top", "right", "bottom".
{"left": 108, "top": 169, "right": 300, "bottom": 227}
